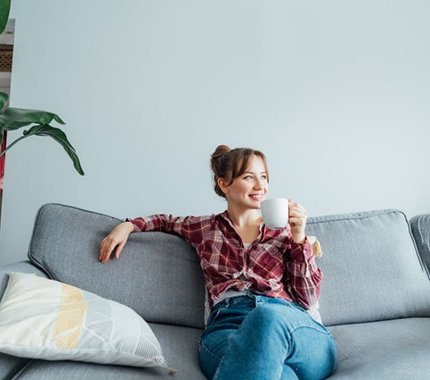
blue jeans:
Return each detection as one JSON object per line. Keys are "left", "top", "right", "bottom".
{"left": 199, "top": 294, "right": 337, "bottom": 380}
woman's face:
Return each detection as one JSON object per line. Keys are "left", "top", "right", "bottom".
{"left": 220, "top": 155, "right": 269, "bottom": 210}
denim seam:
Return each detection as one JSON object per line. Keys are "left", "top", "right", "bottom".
{"left": 290, "top": 324, "right": 333, "bottom": 337}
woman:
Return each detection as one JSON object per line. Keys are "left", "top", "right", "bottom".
{"left": 99, "top": 145, "right": 337, "bottom": 380}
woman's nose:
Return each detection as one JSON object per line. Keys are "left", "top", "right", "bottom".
{"left": 254, "top": 179, "right": 263, "bottom": 189}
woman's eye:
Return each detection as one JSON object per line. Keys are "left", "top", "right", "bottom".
{"left": 243, "top": 176, "right": 253, "bottom": 180}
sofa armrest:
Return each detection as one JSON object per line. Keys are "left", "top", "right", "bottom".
{"left": 0, "top": 260, "right": 48, "bottom": 299}
{"left": 410, "top": 214, "right": 430, "bottom": 275}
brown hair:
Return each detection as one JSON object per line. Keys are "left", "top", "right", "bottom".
{"left": 210, "top": 145, "right": 269, "bottom": 198}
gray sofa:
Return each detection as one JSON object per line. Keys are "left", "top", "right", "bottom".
{"left": 1, "top": 203, "right": 430, "bottom": 380}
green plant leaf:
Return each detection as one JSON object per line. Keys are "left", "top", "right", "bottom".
{"left": 0, "top": 107, "right": 66, "bottom": 131}
{"left": 0, "top": 0, "right": 11, "bottom": 35}
{"left": 0, "top": 92, "right": 8, "bottom": 112}
{"left": 22, "top": 124, "right": 85, "bottom": 175}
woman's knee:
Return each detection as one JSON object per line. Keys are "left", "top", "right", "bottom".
{"left": 288, "top": 327, "right": 337, "bottom": 380}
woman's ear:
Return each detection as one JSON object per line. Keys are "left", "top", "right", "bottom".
{"left": 217, "top": 178, "right": 228, "bottom": 196}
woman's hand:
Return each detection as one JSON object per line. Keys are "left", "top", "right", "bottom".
{"left": 99, "top": 222, "right": 134, "bottom": 263}
{"left": 288, "top": 200, "right": 308, "bottom": 244}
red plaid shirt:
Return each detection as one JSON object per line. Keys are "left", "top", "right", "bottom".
{"left": 129, "top": 211, "right": 322, "bottom": 310}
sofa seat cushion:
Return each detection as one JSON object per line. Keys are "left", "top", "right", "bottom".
{"left": 14, "top": 324, "right": 206, "bottom": 380}
{"left": 0, "top": 353, "right": 29, "bottom": 380}
{"left": 327, "top": 317, "right": 430, "bottom": 379}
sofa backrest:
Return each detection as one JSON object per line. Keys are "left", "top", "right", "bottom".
{"left": 28, "top": 204, "right": 430, "bottom": 330}
{"left": 28, "top": 204, "right": 206, "bottom": 329}
{"left": 410, "top": 214, "right": 430, "bottom": 275}
{"left": 306, "top": 209, "right": 430, "bottom": 326}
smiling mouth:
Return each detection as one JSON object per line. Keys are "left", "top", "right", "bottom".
{"left": 249, "top": 194, "right": 264, "bottom": 201}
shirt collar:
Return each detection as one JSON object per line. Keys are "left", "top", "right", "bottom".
{"left": 217, "top": 210, "right": 266, "bottom": 240}
{"left": 217, "top": 210, "right": 291, "bottom": 240}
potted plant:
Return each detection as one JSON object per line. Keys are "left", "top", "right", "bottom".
{"left": 0, "top": 92, "right": 84, "bottom": 175}
{"left": 0, "top": 0, "right": 84, "bottom": 176}
{"left": 0, "top": 0, "right": 84, "bottom": 226}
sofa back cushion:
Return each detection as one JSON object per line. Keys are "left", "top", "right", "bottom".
{"left": 306, "top": 209, "right": 430, "bottom": 326}
{"left": 410, "top": 214, "right": 430, "bottom": 276}
{"left": 28, "top": 204, "right": 206, "bottom": 329}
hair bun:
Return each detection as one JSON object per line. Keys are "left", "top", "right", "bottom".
{"left": 211, "top": 145, "right": 231, "bottom": 168}
{"left": 210, "top": 145, "right": 230, "bottom": 180}
{"left": 211, "top": 145, "right": 230, "bottom": 161}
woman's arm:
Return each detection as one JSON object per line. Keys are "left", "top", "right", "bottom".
{"left": 99, "top": 214, "right": 210, "bottom": 263}
{"left": 128, "top": 214, "right": 209, "bottom": 242}
{"left": 283, "top": 239, "right": 323, "bottom": 309}
{"left": 283, "top": 200, "right": 323, "bottom": 308}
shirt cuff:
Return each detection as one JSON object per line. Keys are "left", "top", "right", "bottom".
{"left": 125, "top": 218, "right": 144, "bottom": 232}
{"left": 289, "top": 236, "right": 314, "bottom": 262}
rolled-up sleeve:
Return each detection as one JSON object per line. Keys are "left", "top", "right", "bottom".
{"left": 127, "top": 214, "right": 210, "bottom": 246}
{"left": 283, "top": 236, "right": 323, "bottom": 309}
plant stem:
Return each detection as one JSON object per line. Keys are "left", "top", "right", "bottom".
{"left": 0, "top": 135, "right": 29, "bottom": 157}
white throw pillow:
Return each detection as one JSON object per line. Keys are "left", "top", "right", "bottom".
{"left": 0, "top": 272, "right": 171, "bottom": 371}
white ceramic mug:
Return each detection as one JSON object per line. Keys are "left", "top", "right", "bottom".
{"left": 261, "top": 197, "right": 289, "bottom": 229}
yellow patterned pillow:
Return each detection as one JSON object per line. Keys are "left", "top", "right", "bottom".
{"left": 0, "top": 272, "right": 170, "bottom": 371}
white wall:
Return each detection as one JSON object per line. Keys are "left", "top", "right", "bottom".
{"left": 1, "top": 0, "right": 429, "bottom": 264}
